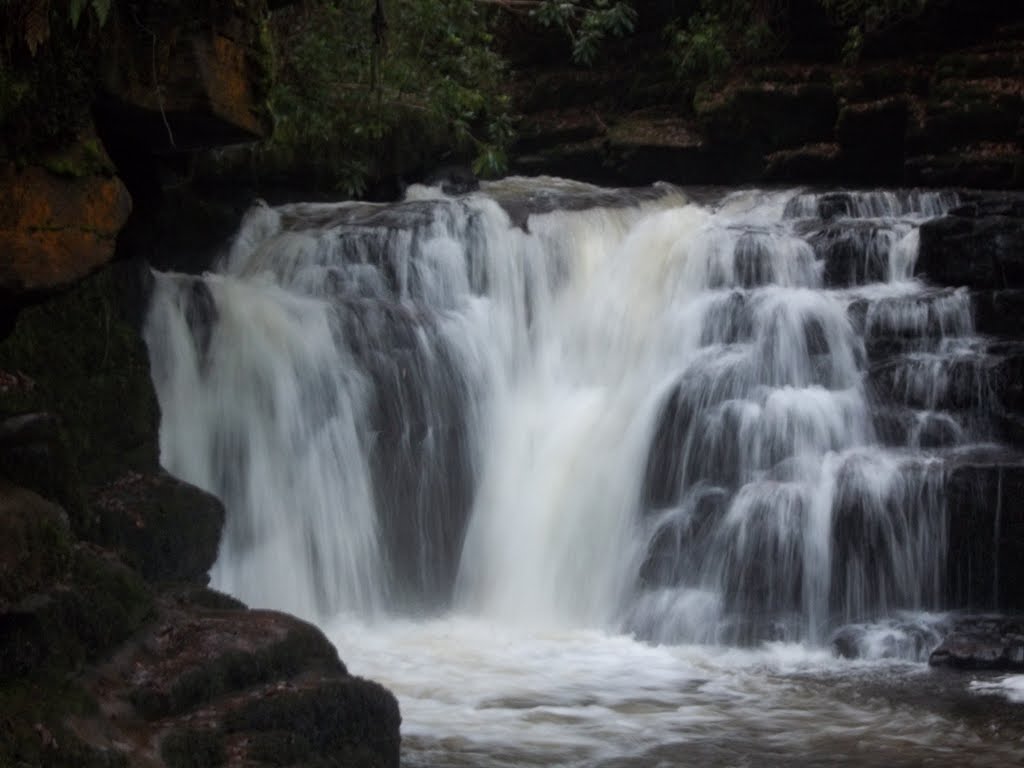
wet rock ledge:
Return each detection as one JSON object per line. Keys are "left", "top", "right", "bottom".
{"left": 929, "top": 617, "right": 1024, "bottom": 671}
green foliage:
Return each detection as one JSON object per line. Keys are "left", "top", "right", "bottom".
{"left": 822, "top": 0, "right": 929, "bottom": 63}
{"left": 665, "top": 0, "right": 785, "bottom": 83}
{"left": 0, "top": 1, "right": 107, "bottom": 157}
{"left": 533, "top": 0, "right": 638, "bottom": 66}
{"left": 267, "top": 0, "right": 512, "bottom": 194}
{"left": 69, "top": 0, "right": 112, "bottom": 31}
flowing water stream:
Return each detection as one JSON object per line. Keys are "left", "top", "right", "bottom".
{"left": 145, "top": 178, "right": 1024, "bottom": 765}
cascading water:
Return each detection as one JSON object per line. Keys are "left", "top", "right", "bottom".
{"left": 145, "top": 178, "right": 1024, "bottom": 766}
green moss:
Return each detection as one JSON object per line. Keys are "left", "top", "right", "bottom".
{"left": 225, "top": 678, "right": 401, "bottom": 768}
{"left": 132, "top": 622, "right": 343, "bottom": 720}
{"left": 246, "top": 730, "right": 314, "bottom": 765}
{"left": 0, "top": 673, "right": 126, "bottom": 768}
{"left": 0, "top": 486, "right": 73, "bottom": 607}
{"left": 67, "top": 544, "right": 154, "bottom": 657}
{"left": 40, "top": 137, "right": 115, "bottom": 179}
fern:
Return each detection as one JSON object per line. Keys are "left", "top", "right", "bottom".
{"left": 91, "top": 0, "right": 110, "bottom": 27}
{"left": 24, "top": 0, "right": 51, "bottom": 57}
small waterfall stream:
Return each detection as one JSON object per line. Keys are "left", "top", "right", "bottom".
{"left": 144, "top": 178, "right": 1024, "bottom": 766}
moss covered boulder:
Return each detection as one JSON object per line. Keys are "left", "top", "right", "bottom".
{"left": 68, "top": 592, "right": 401, "bottom": 768}
{"left": 90, "top": 470, "right": 225, "bottom": 585}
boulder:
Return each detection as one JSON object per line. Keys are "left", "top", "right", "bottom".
{"left": 0, "top": 155, "right": 131, "bottom": 303}
{"left": 1, "top": 541, "right": 153, "bottom": 680}
{"left": 90, "top": 471, "right": 226, "bottom": 584}
{"left": 0, "top": 264, "right": 161, "bottom": 492}
{"left": 64, "top": 593, "right": 401, "bottom": 768}
{"left": 929, "top": 616, "right": 1024, "bottom": 670}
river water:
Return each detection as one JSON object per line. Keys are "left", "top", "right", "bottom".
{"left": 144, "top": 178, "right": 1024, "bottom": 765}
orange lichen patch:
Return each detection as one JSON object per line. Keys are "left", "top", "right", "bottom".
{"left": 196, "top": 33, "right": 263, "bottom": 138}
{"left": 0, "top": 164, "right": 131, "bottom": 295}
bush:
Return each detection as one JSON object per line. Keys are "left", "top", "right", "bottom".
{"left": 265, "top": 0, "right": 512, "bottom": 195}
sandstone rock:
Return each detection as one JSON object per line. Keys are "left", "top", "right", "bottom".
{"left": 0, "top": 160, "right": 131, "bottom": 301}
{"left": 98, "top": 2, "right": 273, "bottom": 153}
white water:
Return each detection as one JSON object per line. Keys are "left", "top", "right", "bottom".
{"left": 144, "top": 178, "right": 1024, "bottom": 764}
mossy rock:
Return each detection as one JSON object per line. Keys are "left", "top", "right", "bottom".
{"left": 0, "top": 263, "right": 160, "bottom": 501}
{"left": 0, "top": 481, "right": 72, "bottom": 609}
{"left": 1, "top": 543, "right": 153, "bottom": 680}
{"left": 0, "top": 673, "right": 126, "bottom": 768}
{"left": 225, "top": 678, "right": 401, "bottom": 768}
{"left": 131, "top": 615, "right": 345, "bottom": 720}
{"left": 0, "top": 411, "right": 85, "bottom": 521}
{"left": 90, "top": 470, "right": 225, "bottom": 584}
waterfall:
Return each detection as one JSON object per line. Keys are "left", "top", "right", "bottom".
{"left": 144, "top": 178, "right": 973, "bottom": 643}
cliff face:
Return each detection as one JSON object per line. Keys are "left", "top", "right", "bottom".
{"left": 509, "top": 5, "right": 1024, "bottom": 189}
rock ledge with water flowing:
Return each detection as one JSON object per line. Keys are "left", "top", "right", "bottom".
{"left": 929, "top": 616, "right": 1024, "bottom": 671}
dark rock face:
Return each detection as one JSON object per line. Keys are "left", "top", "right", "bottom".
{"left": 511, "top": 27, "right": 1024, "bottom": 189}
{"left": 929, "top": 616, "right": 1024, "bottom": 670}
{"left": 836, "top": 99, "right": 909, "bottom": 184}
{"left": 945, "top": 459, "right": 1024, "bottom": 611}
{"left": 79, "top": 591, "right": 400, "bottom": 768}
{"left": 424, "top": 165, "right": 481, "bottom": 196}
{"left": 97, "top": 1, "right": 273, "bottom": 154}
{"left": 917, "top": 204, "right": 1024, "bottom": 290}
{"left": 91, "top": 471, "right": 225, "bottom": 584}
{"left": 0, "top": 265, "right": 161, "bottom": 493}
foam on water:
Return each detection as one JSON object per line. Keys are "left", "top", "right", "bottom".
{"left": 326, "top": 614, "right": 1021, "bottom": 768}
